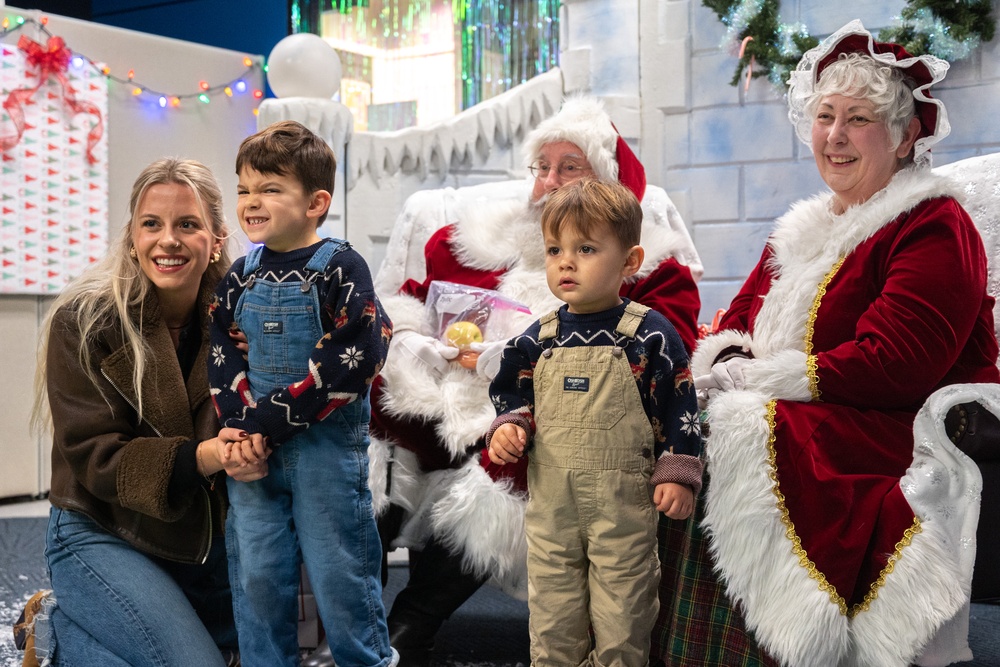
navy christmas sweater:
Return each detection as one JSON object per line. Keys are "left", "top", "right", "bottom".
{"left": 208, "top": 239, "right": 392, "bottom": 445}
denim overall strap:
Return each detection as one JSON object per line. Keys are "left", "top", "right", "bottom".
{"left": 241, "top": 244, "right": 265, "bottom": 277}
{"left": 234, "top": 240, "right": 344, "bottom": 399}
{"left": 305, "top": 237, "right": 347, "bottom": 272}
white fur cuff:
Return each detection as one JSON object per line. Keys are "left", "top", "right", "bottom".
{"left": 691, "top": 329, "right": 753, "bottom": 377}
{"left": 744, "top": 349, "right": 812, "bottom": 401}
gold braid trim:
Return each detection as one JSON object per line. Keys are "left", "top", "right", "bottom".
{"left": 849, "top": 517, "right": 922, "bottom": 618}
{"left": 805, "top": 257, "right": 844, "bottom": 401}
{"left": 765, "top": 399, "right": 848, "bottom": 615}
{"left": 766, "top": 398, "right": 924, "bottom": 618}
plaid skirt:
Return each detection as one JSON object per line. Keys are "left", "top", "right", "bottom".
{"left": 651, "top": 490, "right": 780, "bottom": 667}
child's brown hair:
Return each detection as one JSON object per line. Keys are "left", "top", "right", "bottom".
{"left": 540, "top": 178, "right": 642, "bottom": 250}
{"left": 236, "top": 120, "right": 336, "bottom": 223}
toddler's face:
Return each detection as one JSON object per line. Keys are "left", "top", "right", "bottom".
{"left": 544, "top": 219, "right": 635, "bottom": 314}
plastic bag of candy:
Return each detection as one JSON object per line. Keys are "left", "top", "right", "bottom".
{"left": 426, "top": 280, "right": 531, "bottom": 368}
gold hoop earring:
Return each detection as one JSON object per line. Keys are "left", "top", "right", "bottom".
{"left": 210, "top": 251, "right": 221, "bottom": 264}
{"left": 129, "top": 246, "right": 137, "bottom": 259}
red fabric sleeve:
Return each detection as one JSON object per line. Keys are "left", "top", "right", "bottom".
{"left": 399, "top": 225, "right": 505, "bottom": 301}
{"left": 717, "top": 245, "right": 773, "bottom": 335}
{"left": 817, "top": 199, "right": 999, "bottom": 408}
{"left": 623, "top": 258, "right": 701, "bottom": 355}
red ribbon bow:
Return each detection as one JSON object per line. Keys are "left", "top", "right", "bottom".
{"left": 1, "top": 35, "right": 104, "bottom": 165}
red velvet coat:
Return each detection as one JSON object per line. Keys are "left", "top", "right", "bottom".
{"left": 691, "top": 166, "right": 999, "bottom": 666}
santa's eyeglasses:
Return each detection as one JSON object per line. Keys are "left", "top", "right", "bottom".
{"left": 528, "top": 161, "right": 592, "bottom": 180}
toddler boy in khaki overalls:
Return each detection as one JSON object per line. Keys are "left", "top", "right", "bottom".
{"left": 487, "top": 179, "right": 703, "bottom": 667}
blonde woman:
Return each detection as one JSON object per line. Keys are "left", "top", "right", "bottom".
{"left": 25, "top": 158, "right": 264, "bottom": 666}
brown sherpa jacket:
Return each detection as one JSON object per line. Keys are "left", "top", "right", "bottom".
{"left": 46, "top": 284, "right": 226, "bottom": 564}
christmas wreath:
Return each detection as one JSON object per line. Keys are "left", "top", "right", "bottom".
{"left": 705, "top": 0, "right": 996, "bottom": 88}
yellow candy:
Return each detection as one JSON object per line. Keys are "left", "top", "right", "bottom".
{"left": 444, "top": 321, "right": 483, "bottom": 349}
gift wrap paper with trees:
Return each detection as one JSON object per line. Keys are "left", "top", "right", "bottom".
{"left": 1, "top": 36, "right": 108, "bottom": 294}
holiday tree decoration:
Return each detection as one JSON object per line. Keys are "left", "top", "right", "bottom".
{"left": 878, "top": 0, "right": 995, "bottom": 62}
{"left": 704, "top": 0, "right": 817, "bottom": 88}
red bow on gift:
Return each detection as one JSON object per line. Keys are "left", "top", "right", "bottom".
{"left": 1, "top": 35, "right": 104, "bottom": 165}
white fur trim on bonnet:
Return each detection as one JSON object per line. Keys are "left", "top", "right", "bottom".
{"left": 786, "top": 19, "right": 951, "bottom": 168}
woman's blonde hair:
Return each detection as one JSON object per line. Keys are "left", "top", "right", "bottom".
{"left": 31, "top": 158, "right": 231, "bottom": 432}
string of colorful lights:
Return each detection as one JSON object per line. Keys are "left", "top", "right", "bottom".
{"left": 0, "top": 14, "right": 265, "bottom": 110}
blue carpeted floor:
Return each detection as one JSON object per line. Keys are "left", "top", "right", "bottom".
{"left": 2, "top": 515, "right": 998, "bottom": 666}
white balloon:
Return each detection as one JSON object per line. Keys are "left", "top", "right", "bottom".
{"left": 266, "top": 33, "right": 343, "bottom": 99}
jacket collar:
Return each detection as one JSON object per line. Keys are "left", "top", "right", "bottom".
{"left": 100, "top": 286, "right": 213, "bottom": 438}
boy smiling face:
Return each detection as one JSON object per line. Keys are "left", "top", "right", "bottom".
{"left": 236, "top": 166, "right": 330, "bottom": 253}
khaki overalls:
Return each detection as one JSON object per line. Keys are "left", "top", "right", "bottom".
{"left": 526, "top": 302, "right": 660, "bottom": 667}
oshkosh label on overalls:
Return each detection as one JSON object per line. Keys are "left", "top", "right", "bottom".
{"left": 263, "top": 321, "right": 283, "bottom": 334}
{"left": 563, "top": 376, "right": 590, "bottom": 392}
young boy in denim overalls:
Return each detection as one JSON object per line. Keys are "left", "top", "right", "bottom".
{"left": 487, "top": 179, "right": 703, "bottom": 666}
{"left": 208, "top": 120, "right": 396, "bottom": 667}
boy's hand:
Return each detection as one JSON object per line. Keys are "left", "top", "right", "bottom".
{"left": 488, "top": 423, "right": 526, "bottom": 465}
{"left": 226, "top": 433, "right": 269, "bottom": 467}
{"left": 218, "top": 430, "right": 271, "bottom": 482}
{"left": 654, "top": 482, "right": 694, "bottom": 520}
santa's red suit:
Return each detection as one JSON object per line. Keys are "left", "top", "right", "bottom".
{"left": 370, "top": 175, "right": 702, "bottom": 595}
{"left": 692, "top": 165, "right": 999, "bottom": 666}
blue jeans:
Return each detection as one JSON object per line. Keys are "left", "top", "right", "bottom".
{"left": 40, "top": 507, "right": 236, "bottom": 667}
{"left": 226, "top": 398, "right": 392, "bottom": 667}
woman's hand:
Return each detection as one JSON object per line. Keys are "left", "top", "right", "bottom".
{"left": 709, "top": 357, "right": 754, "bottom": 391}
{"left": 229, "top": 328, "right": 249, "bottom": 355}
{"left": 201, "top": 428, "right": 270, "bottom": 482}
{"left": 694, "top": 357, "right": 755, "bottom": 399}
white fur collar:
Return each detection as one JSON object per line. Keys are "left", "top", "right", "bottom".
{"left": 749, "top": 166, "right": 960, "bottom": 358}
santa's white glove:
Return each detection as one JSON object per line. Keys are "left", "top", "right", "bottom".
{"left": 708, "top": 356, "right": 754, "bottom": 391}
{"left": 470, "top": 340, "right": 507, "bottom": 381}
{"left": 392, "top": 330, "right": 459, "bottom": 377}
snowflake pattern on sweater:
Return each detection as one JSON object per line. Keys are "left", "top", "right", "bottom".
{"left": 208, "top": 240, "right": 392, "bottom": 444}
{"left": 488, "top": 300, "right": 702, "bottom": 489}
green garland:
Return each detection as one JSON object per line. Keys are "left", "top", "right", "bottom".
{"left": 705, "top": 0, "right": 996, "bottom": 88}
{"left": 879, "top": 0, "right": 995, "bottom": 61}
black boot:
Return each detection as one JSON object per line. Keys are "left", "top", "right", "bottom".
{"left": 387, "top": 538, "right": 488, "bottom": 666}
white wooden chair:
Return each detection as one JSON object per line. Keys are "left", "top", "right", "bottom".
{"left": 932, "top": 152, "right": 1000, "bottom": 603}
